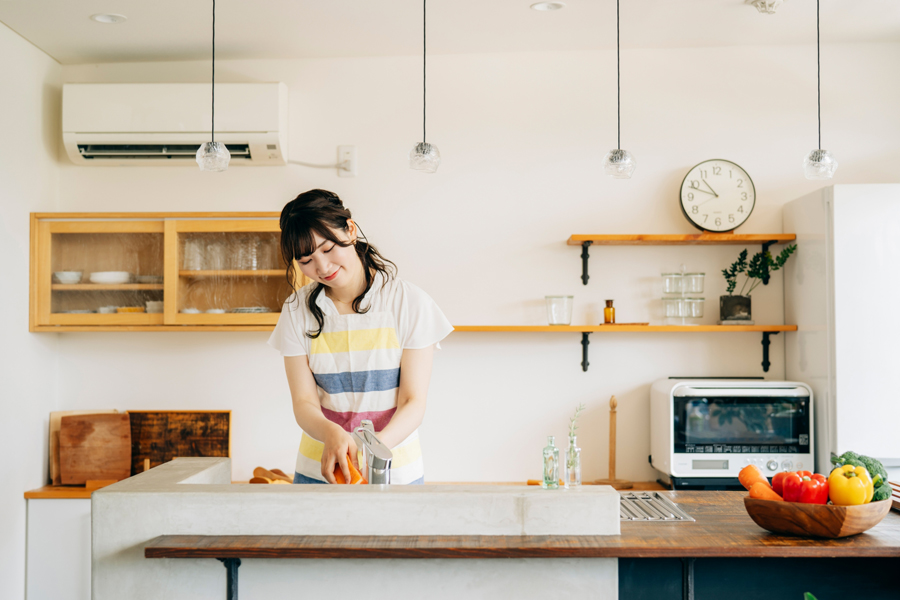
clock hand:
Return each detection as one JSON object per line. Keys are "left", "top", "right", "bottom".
{"left": 687, "top": 186, "right": 715, "bottom": 197}
{"left": 701, "top": 179, "right": 719, "bottom": 198}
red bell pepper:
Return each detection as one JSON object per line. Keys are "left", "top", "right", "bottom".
{"left": 772, "top": 471, "right": 792, "bottom": 496}
{"left": 781, "top": 471, "right": 813, "bottom": 502}
{"left": 798, "top": 474, "right": 828, "bottom": 504}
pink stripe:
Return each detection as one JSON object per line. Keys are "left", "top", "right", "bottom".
{"left": 321, "top": 407, "right": 397, "bottom": 432}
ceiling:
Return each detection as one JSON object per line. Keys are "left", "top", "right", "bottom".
{"left": 2, "top": 0, "right": 900, "bottom": 65}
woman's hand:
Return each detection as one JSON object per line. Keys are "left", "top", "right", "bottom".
{"left": 320, "top": 423, "right": 360, "bottom": 484}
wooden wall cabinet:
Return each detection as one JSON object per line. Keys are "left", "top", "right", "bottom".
{"left": 30, "top": 213, "right": 309, "bottom": 332}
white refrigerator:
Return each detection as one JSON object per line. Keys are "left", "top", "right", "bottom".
{"left": 783, "top": 184, "right": 900, "bottom": 478}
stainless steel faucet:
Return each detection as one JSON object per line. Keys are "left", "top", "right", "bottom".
{"left": 351, "top": 420, "right": 393, "bottom": 484}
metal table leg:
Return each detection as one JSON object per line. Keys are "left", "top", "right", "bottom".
{"left": 682, "top": 557, "right": 695, "bottom": 600}
{"left": 217, "top": 558, "right": 241, "bottom": 600}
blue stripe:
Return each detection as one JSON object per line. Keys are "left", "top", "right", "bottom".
{"left": 313, "top": 368, "right": 401, "bottom": 395}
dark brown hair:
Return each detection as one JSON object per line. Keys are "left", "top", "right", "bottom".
{"left": 279, "top": 189, "right": 396, "bottom": 338}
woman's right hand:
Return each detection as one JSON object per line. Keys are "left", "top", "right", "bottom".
{"left": 320, "top": 424, "right": 360, "bottom": 484}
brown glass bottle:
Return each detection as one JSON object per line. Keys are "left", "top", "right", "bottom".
{"left": 604, "top": 299, "right": 615, "bottom": 324}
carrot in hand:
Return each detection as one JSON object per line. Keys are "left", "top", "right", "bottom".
{"left": 333, "top": 455, "right": 366, "bottom": 484}
{"left": 749, "top": 481, "right": 783, "bottom": 501}
{"left": 739, "top": 464, "right": 772, "bottom": 491}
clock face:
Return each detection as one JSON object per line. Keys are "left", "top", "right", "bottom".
{"left": 679, "top": 159, "right": 755, "bottom": 232}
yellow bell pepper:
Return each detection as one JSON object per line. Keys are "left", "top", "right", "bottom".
{"left": 828, "top": 465, "right": 873, "bottom": 506}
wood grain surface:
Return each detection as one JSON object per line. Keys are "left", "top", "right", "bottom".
{"left": 744, "top": 496, "right": 892, "bottom": 538}
{"left": 128, "top": 411, "right": 230, "bottom": 475}
{"left": 59, "top": 414, "right": 131, "bottom": 485}
{"left": 144, "top": 491, "right": 900, "bottom": 560}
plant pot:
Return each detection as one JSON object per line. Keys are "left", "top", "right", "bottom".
{"left": 720, "top": 295, "right": 751, "bottom": 321}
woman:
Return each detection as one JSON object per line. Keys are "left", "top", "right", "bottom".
{"left": 268, "top": 189, "right": 452, "bottom": 484}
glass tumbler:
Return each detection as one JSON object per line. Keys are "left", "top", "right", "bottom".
{"left": 236, "top": 236, "right": 260, "bottom": 270}
{"left": 206, "top": 240, "right": 227, "bottom": 271}
{"left": 183, "top": 238, "right": 204, "bottom": 270}
{"left": 545, "top": 296, "right": 574, "bottom": 325}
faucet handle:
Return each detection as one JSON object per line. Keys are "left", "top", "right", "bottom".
{"left": 352, "top": 421, "right": 393, "bottom": 471}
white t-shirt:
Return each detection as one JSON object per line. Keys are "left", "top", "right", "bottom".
{"left": 267, "top": 272, "right": 453, "bottom": 483}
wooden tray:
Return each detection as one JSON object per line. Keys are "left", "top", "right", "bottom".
{"left": 744, "top": 497, "right": 892, "bottom": 538}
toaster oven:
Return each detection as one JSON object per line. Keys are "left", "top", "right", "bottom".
{"left": 650, "top": 379, "right": 813, "bottom": 490}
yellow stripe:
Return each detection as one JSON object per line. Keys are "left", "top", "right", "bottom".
{"left": 298, "top": 433, "right": 421, "bottom": 469}
{"left": 310, "top": 327, "right": 400, "bottom": 355}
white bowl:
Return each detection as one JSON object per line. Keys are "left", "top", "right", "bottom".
{"left": 54, "top": 271, "right": 83, "bottom": 284}
{"left": 180, "top": 308, "right": 201, "bottom": 314}
{"left": 145, "top": 301, "right": 164, "bottom": 314}
{"left": 98, "top": 306, "right": 118, "bottom": 314}
{"left": 89, "top": 271, "right": 132, "bottom": 284}
{"left": 206, "top": 308, "right": 225, "bottom": 314}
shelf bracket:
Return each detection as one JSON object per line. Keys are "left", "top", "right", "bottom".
{"left": 581, "top": 332, "right": 591, "bottom": 372}
{"left": 217, "top": 558, "right": 241, "bottom": 600}
{"left": 580, "top": 241, "right": 592, "bottom": 285}
{"left": 761, "top": 240, "right": 776, "bottom": 285}
{"left": 761, "top": 331, "right": 779, "bottom": 372}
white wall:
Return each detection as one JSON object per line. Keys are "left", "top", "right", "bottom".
{"left": 55, "top": 43, "right": 900, "bottom": 484}
{"left": 0, "top": 21, "right": 61, "bottom": 600}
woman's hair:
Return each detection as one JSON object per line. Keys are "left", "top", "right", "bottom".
{"left": 279, "top": 189, "right": 396, "bottom": 338}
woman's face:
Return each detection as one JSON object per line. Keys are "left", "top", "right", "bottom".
{"left": 295, "top": 224, "right": 360, "bottom": 288}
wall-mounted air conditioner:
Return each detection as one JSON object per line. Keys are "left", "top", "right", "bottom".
{"left": 62, "top": 83, "right": 288, "bottom": 166}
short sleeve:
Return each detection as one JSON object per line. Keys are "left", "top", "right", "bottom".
{"left": 267, "top": 296, "right": 309, "bottom": 356}
{"left": 397, "top": 281, "right": 454, "bottom": 350}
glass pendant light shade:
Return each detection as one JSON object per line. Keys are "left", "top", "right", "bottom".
{"left": 603, "top": 149, "right": 636, "bottom": 179}
{"left": 803, "top": 149, "right": 837, "bottom": 180}
{"left": 196, "top": 142, "right": 230, "bottom": 172}
{"left": 748, "top": 0, "right": 783, "bottom": 14}
{"left": 409, "top": 142, "right": 441, "bottom": 173}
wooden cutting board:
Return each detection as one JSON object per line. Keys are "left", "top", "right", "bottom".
{"left": 128, "top": 411, "right": 230, "bottom": 475}
{"left": 49, "top": 409, "right": 118, "bottom": 485}
{"left": 59, "top": 413, "right": 132, "bottom": 485}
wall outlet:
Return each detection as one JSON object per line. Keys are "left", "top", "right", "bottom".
{"left": 338, "top": 145, "right": 357, "bottom": 177}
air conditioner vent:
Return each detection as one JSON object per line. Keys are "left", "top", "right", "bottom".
{"left": 76, "top": 144, "right": 251, "bottom": 160}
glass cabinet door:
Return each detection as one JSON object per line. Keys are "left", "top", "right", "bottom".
{"left": 164, "top": 219, "right": 295, "bottom": 325}
{"left": 34, "top": 220, "right": 165, "bottom": 326}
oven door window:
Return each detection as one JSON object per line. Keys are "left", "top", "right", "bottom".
{"left": 673, "top": 396, "right": 810, "bottom": 454}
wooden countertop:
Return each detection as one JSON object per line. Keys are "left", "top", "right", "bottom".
{"left": 145, "top": 491, "right": 900, "bottom": 559}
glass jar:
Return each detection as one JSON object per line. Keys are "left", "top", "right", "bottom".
{"left": 685, "top": 273, "right": 705, "bottom": 293}
{"left": 206, "top": 240, "right": 227, "bottom": 271}
{"left": 236, "top": 236, "right": 260, "bottom": 270}
{"left": 183, "top": 237, "right": 205, "bottom": 271}
{"left": 542, "top": 436, "right": 559, "bottom": 489}
{"left": 662, "top": 297, "right": 685, "bottom": 318}
{"left": 564, "top": 436, "right": 582, "bottom": 489}
{"left": 662, "top": 273, "right": 684, "bottom": 294}
{"left": 603, "top": 299, "right": 615, "bottom": 324}
{"left": 686, "top": 298, "right": 705, "bottom": 318}
{"left": 545, "top": 296, "right": 573, "bottom": 326}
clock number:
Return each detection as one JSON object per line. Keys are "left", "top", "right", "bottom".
{"left": 728, "top": 214, "right": 735, "bottom": 223}
{"left": 700, "top": 169, "right": 708, "bottom": 178}
{"left": 690, "top": 180, "right": 700, "bottom": 189}
{"left": 729, "top": 170, "right": 733, "bottom": 178}
{"left": 737, "top": 179, "right": 744, "bottom": 188}
{"left": 702, "top": 214, "right": 709, "bottom": 223}
{"left": 686, "top": 192, "right": 694, "bottom": 201}
{"left": 737, "top": 205, "right": 744, "bottom": 213}
{"left": 712, "top": 166, "right": 721, "bottom": 176}
{"left": 741, "top": 192, "right": 748, "bottom": 201}
{"left": 715, "top": 217, "right": 722, "bottom": 227}
{"left": 691, "top": 205, "right": 699, "bottom": 214}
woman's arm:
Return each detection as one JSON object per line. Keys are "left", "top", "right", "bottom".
{"left": 377, "top": 345, "right": 434, "bottom": 448}
{"left": 283, "top": 355, "right": 358, "bottom": 484}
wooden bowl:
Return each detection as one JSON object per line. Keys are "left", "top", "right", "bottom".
{"left": 744, "top": 497, "right": 892, "bottom": 538}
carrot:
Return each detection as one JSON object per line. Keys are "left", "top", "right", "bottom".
{"left": 749, "top": 481, "right": 783, "bottom": 501}
{"left": 333, "top": 455, "right": 366, "bottom": 484}
{"left": 739, "top": 464, "right": 772, "bottom": 491}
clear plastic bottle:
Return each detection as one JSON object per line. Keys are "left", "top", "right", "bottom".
{"left": 542, "top": 436, "right": 559, "bottom": 489}
{"left": 564, "top": 435, "right": 582, "bottom": 489}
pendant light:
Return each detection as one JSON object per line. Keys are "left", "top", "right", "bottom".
{"left": 602, "top": 0, "right": 635, "bottom": 179}
{"left": 803, "top": 0, "right": 837, "bottom": 180}
{"left": 747, "top": 0, "right": 784, "bottom": 15}
{"left": 409, "top": 0, "right": 440, "bottom": 173}
{"left": 196, "top": 0, "right": 230, "bottom": 172}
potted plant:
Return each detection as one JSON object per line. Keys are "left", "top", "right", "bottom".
{"left": 720, "top": 245, "right": 797, "bottom": 322}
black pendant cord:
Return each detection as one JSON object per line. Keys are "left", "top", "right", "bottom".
{"left": 211, "top": 0, "right": 216, "bottom": 144}
{"left": 423, "top": 0, "right": 427, "bottom": 145}
{"left": 616, "top": 0, "right": 620, "bottom": 150}
{"left": 816, "top": 0, "right": 821, "bottom": 150}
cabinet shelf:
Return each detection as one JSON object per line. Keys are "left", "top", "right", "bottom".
{"left": 179, "top": 270, "right": 283, "bottom": 278}
{"left": 569, "top": 233, "right": 797, "bottom": 285}
{"left": 51, "top": 284, "right": 164, "bottom": 291}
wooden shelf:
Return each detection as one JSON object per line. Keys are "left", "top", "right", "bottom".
{"left": 51, "top": 284, "right": 164, "bottom": 291}
{"left": 454, "top": 325, "right": 796, "bottom": 333}
{"left": 567, "top": 234, "right": 796, "bottom": 246}
{"left": 179, "top": 270, "right": 283, "bottom": 278}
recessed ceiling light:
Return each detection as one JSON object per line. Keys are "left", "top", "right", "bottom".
{"left": 530, "top": 2, "right": 566, "bottom": 11}
{"left": 90, "top": 14, "right": 127, "bottom": 24}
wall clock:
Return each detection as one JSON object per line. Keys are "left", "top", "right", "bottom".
{"left": 679, "top": 159, "right": 755, "bottom": 232}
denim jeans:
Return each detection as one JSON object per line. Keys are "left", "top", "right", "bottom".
{"left": 293, "top": 472, "right": 424, "bottom": 485}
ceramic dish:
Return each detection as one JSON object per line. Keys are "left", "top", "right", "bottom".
{"left": 206, "top": 308, "right": 226, "bottom": 314}
{"left": 743, "top": 497, "right": 892, "bottom": 538}
{"left": 135, "top": 275, "right": 164, "bottom": 284}
{"left": 180, "top": 308, "right": 201, "bottom": 314}
{"left": 89, "top": 271, "right": 132, "bottom": 284}
{"left": 53, "top": 271, "right": 83, "bottom": 284}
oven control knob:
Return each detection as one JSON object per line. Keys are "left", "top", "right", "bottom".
{"left": 781, "top": 460, "right": 793, "bottom": 471}
{"left": 766, "top": 460, "right": 779, "bottom": 471}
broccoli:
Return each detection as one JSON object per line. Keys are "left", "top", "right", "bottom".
{"left": 873, "top": 484, "right": 891, "bottom": 502}
{"left": 833, "top": 450, "right": 891, "bottom": 502}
